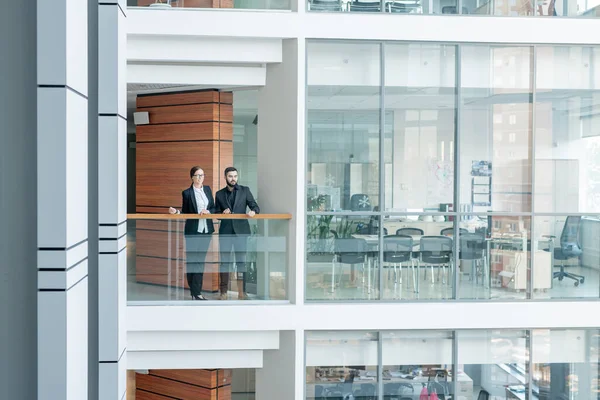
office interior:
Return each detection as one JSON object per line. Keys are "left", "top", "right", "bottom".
{"left": 306, "top": 330, "right": 600, "bottom": 400}
{"left": 305, "top": 42, "right": 600, "bottom": 301}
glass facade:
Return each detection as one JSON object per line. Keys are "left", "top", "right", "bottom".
{"left": 306, "top": 0, "right": 600, "bottom": 16}
{"left": 306, "top": 42, "right": 600, "bottom": 301}
{"left": 306, "top": 329, "right": 600, "bottom": 400}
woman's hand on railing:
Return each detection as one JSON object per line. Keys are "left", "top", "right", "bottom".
{"left": 168, "top": 207, "right": 178, "bottom": 214}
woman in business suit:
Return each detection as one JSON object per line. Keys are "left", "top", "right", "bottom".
{"left": 169, "top": 166, "right": 215, "bottom": 300}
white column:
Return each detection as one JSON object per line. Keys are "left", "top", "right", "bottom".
{"left": 37, "top": 0, "right": 89, "bottom": 399}
{"left": 256, "top": 330, "right": 305, "bottom": 400}
{"left": 257, "top": 38, "right": 306, "bottom": 305}
{"left": 98, "top": 1, "right": 128, "bottom": 399}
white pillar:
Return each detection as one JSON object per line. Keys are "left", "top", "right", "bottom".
{"left": 257, "top": 38, "right": 306, "bottom": 305}
{"left": 256, "top": 330, "right": 305, "bottom": 400}
{"left": 98, "top": 1, "right": 128, "bottom": 399}
{"left": 37, "top": 0, "right": 89, "bottom": 399}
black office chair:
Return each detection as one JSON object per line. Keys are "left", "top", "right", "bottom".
{"left": 441, "top": 5, "right": 468, "bottom": 13}
{"left": 383, "top": 235, "right": 417, "bottom": 294}
{"left": 440, "top": 227, "right": 468, "bottom": 237}
{"left": 420, "top": 236, "right": 453, "bottom": 284}
{"left": 477, "top": 389, "right": 491, "bottom": 400}
{"left": 333, "top": 238, "right": 369, "bottom": 292}
{"left": 350, "top": 194, "right": 372, "bottom": 211}
{"left": 309, "top": 0, "right": 342, "bottom": 11}
{"left": 459, "top": 233, "right": 487, "bottom": 285}
{"left": 396, "top": 227, "right": 424, "bottom": 236}
{"left": 356, "top": 226, "right": 388, "bottom": 235}
{"left": 350, "top": 1, "right": 382, "bottom": 12}
{"left": 544, "top": 216, "right": 585, "bottom": 287}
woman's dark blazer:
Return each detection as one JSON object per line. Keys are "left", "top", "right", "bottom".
{"left": 181, "top": 185, "right": 216, "bottom": 235}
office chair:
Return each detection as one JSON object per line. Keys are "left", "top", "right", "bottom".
{"left": 459, "top": 233, "right": 487, "bottom": 286}
{"left": 308, "top": 0, "right": 342, "bottom": 11}
{"left": 440, "top": 227, "right": 468, "bottom": 237}
{"left": 477, "top": 389, "right": 490, "bottom": 400}
{"left": 441, "top": 5, "right": 468, "bottom": 13}
{"left": 544, "top": 216, "right": 585, "bottom": 287}
{"left": 396, "top": 227, "right": 424, "bottom": 236}
{"left": 332, "top": 237, "right": 369, "bottom": 292}
{"left": 356, "top": 226, "right": 388, "bottom": 235}
{"left": 383, "top": 235, "right": 417, "bottom": 294}
{"left": 350, "top": 1, "right": 382, "bottom": 12}
{"left": 350, "top": 194, "right": 372, "bottom": 211}
{"left": 420, "top": 236, "right": 453, "bottom": 284}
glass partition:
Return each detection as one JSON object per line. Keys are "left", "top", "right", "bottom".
{"left": 306, "top": 214, "right": 381, "bottom": 300}
{"left": 306, "top": 331, "right": 379, "bottom": 400}
{"left": 457, "top": 215, "right": 531, "bottom": 300}
{"left": 382, "top": 216, "right": 456, "bottom": 300}
{"left": 457, "top": 330, "right": 530, "bottom": 400}
{"left": 307, "top": 329, "right": 600, "bottom": 400}
{"left": 306, "top": 0, "right": 600, "bottom": 15}
{"left": 460, "top": 45, "right": 534, "bottom": 215}
{"left": 382, "top": 331, "right": 455, "bottom": 399}
{"left": 384, "top": 43, "right": 456, "bottom": 213}
{"left": 127, "top": 214, "right": 289, "bottom": 303}
{"left": 306, "top": 41, "right": 600, "bottom": 302}
{"left": 532, "top": 329, "right": 600, "bottom": 399}
{"left": 307, "top": 42, "right": 381, "bottom": 214}
{"left": 532, "top": 215, "right": 600, "bottom": 299}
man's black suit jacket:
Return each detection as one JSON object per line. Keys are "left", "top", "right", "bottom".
{"left": 181, "top": 185, "right": 216, "bottom": 235}
{"left": 215, "top": 185, "right": 260, "bottom": 235}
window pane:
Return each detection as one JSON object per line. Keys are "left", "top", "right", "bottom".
{"left": 382, "top": 216, "right": 456, "bottom": 300}
{"left": 384, "top": 43, "right": 456, "bottom": 212}
{"left": 457, "top": 215, "right": 531, "bottom": 300}
{"left": 535, "top": 47, "right": 600, "bottom": 214}
{"left": 532, "top": 329, "right": 600, "bottom": 399}
{"left": 307, "top": 42, "right": 381, "bottom": 213}
{"left": 382, "top": 331, "right": 456, "bottom": 399}
{"left": 464, "top": 0, "right": 533, "bottom": 16}
{"left": 457, "top": 330, "right": 530, "bottom": 399}
{"left": 532, "top": 215, "right": 600, "bottom": 299}
{"left": 306, "top": 215, "right": 381, "bottom": 300}
{"left": 461, "top": 45, "right": 533, "bottom": 213}
{"left": 306, "top": 331, "right": 379, "bottom": 400}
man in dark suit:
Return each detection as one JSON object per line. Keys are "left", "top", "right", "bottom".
{"left": 214, "top": 167, "right": 260, "bottom": 300}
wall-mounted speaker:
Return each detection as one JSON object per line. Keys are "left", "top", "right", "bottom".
{"left": 133, "top": 111, "right": 150, "bottom": 125}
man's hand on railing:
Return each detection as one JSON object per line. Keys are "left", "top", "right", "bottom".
{"left": 168, "top": 207, "right": 179, "bottom": 214}
{"left": 223, "top": 208, "right": 231, "bottom": 214}
{"left": 247, "top": 210, "right": 256, "bottom": 218}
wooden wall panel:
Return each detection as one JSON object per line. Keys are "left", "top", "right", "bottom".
{"left": 136, "top": 373, "right": 213, "bottom": 400}
{"left": 136, "top": 370, "right": 233, "bottom": 400}
{"left": 135, "top": 90, "right": 233, "bottom": 293}
{"left": 142, "top": 104, "right": 220, "bottom": 125}
{"left": 137, "top": 122, "right": 219, "bottom": 143}
{"left": 136, "top": 91, "right": 220, "bottom": 108}
{"left": 136, "top": 390, "right": 174, "bottom": 400}
{"left": 136, "top": 141, "right": 218, "bottom": 208}
{"left": 137, "top": 0, "right": 233, "bottom": 8}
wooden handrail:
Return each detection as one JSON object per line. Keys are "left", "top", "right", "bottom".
{"left": 128, "top": 213, "right": 292, "bottom": 220}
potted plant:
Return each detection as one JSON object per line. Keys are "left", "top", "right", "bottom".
{"left": 307, "top": 194, "right": 335, "bottom": 262}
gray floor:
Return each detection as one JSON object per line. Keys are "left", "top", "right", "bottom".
{"left": 305, "top": 262, "right": 599, "bottom": 301}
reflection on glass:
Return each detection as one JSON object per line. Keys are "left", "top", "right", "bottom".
{"left": 382, "top": 216, "right": 455, "bottom": 300}
{"left": 535, "top": 47, "right": 600, "bottom": 214}
{"left": 384, "top": 44, "right": 456, "bottom": 212}
{"left": 533, "top": 215, "right": 600, "bottom": 299}
{"left": 457, "top": 215, "right": 531, "bottom": 300}
{"left": 306, "top": 331, "right": 379, "bottom": 400}
{"left": 457, "top": 330, "right": 530, "bottom": 400}
{"left": 461, "top": 45, "right": 533, "bottom": 214}
{"left": 532, "top": 329, "right": 600, "bottom": 400}
{"left": 128, "top": 218, "right": 288, "bottom": 302}
{"left": 307, "top": 42, "right": 381, "bottom": 213}
{"left": 306, "top": 215, "right": 380, "bottom": 300}
{"left": 534, "top": 0, "right": 600, "bottom": 16}
{"left": 464, "top": 0, "right": 532, "bottom": 16}
{"left": 382, "top": 331, "right": 455, "bottom": 399}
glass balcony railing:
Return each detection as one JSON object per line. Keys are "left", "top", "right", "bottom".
{"left": 127, "top": 213, "right": 290, "bottom": 303}
{"left": 129, "top": 0, "right": 292, "bottom": 11}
